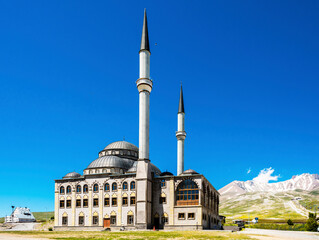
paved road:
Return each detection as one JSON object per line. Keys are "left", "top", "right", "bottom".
{"left": 241, "top": 228, "right": 319, "bottom": 240}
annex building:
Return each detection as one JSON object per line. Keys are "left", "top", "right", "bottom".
{"left": 54, "top": 11, "right": 220, "bottom": 230}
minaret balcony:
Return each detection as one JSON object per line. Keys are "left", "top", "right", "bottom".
{"left": 136, "top": 78, "right": 153, "bottom": 93}
{"left": 175, "top": 131, "right": 186, "bottom": 140}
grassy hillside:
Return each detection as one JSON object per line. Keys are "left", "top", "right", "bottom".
{"left": 33, "top": 212, "right": 54, "bottom": 222}
{"left": 219, "top": 189, "right": 318, "bottom": 222}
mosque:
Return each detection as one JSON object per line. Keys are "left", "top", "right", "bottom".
{"left": 54, "top": 11, "right": 220, "bottom": 230}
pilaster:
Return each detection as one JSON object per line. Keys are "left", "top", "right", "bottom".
{"left": 117, "top": 186, "right": 122, "bottom": 226}
{"left": 169, "top": 178, "right": 175, "bottom": 225}
{"left": 99, "top": 185, "right": 103, "bottom": 226}
{"left": 71, "top": 187, "right": 76, "bottom": 226}
{"left": 54, "top": 183, "right": 59, "bottom": 226}
{"left": 88, "top": 186, "right": 92, "bottom": 226}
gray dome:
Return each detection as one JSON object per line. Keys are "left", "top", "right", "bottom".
{"left": 63, "top": 172, "right": 81, "bottom": 179}
{"left": 87, "top": 156, "right": 135, "bottom": 170}
{"left": 104, "top": 141, "right": 138, "bottom": 152}
{"left": 181, "top": 169, "right": 198, "bottom": 175}
{"left": 127, "top": 161, "right": 161, "bottom": 175}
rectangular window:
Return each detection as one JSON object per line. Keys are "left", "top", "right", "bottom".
{"left": 76, "top": 199, "right": 81, "bottom": 207}
{"left": 66, "top": 200, "right": 71, "bottom": 208}
{"left": 60, "top": 200, "right": 65, "bottom": 208}
{"left": 110, "top": 216, "right": 116, "bottom": 225}
{"left": 92, "top": 216, "right": 98, "bottom": 225}
{"left": 188, "top": 213, "right": 195, "bottom": 219}
{"left": 104, "top": 197, "right": 110, "bottom": 206}
{"left": 79, "top": 216, "right": 84, "bottom": 225}
{"left": 122, "top": 197, "right": 128, "bottom": 206}
{"left": 159, "top": 197, "right": 166, "bottom": 204}
{"left": 62, "top": 216, "right": 68, "bottom": 226}
{"left": 83, "top": 199, "right": 88, "bottom": 207}
{"left": 112, "top": 197, "right": 117, "bottom": 206}
{"left": 127, "top": 215, "right": 134, "bottom": 225}
{"left": 93, "top": 198, "right": 99, "bottom": 207}
{"left": 178, "top": 213, "right": 185, "bottom": 220}
{"left": 130, "top": 196, "right": 136, "bottom": 205}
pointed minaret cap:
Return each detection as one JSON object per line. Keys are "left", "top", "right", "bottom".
{"left": 178, "top": 85, "right": 185, "bottom": 113}
{"left": 140, "top": 9, "right": 150, "bottom": 53}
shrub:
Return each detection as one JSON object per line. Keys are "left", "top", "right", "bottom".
{"left": 287, "top": 219, "right": 294, "bottom": 226}
{"left": 48, "top": 227, "right": 53, "bottom": 231}
{"left": 305, "top": 218, "right": 318, "bottom": 232}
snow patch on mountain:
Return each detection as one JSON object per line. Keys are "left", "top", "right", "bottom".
{"left": 219, "top": 171, "right": 319, "bottom": 197}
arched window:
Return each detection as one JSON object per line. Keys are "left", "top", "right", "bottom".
{"left": 130, "top": 181, "right": 135, "bottom": 190}
{"left": 66, "top": 186, "right": 71, "bottom": 194}
{"left": 104, "top": 183, "right": 110, "bottom": 191}
{"left": 83, "top": 185, "right": 88, "bottom": 193}
{"left": 60, "top": 186, "right": 65, "bottom": 194}
{"left": 161, "top": 179, "right": 166, "bottom": 188}
{"left": 76, "top": 185, "right": 81, "bottom": 193}
{"left": 112, "top": 183, "right": 117, "bottom": 191}
{"left": 127, "top": 212, "right": 134, "bottom": 225}
{"left": 122, "top": 182, "right": 128, "bottom": 190}
{"left": 93, "top": 184, "right": 99, "bottom": 192}
{"left": 176, "top": 179, "right": 199, "bottom": 206}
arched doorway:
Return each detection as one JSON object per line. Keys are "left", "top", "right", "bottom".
{"left": 154, "top": 213, "right": 160, "bottom": 229}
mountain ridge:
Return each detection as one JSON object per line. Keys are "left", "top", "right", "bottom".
{"left": 219, "top": 173, "right": 319, "bottom": 198}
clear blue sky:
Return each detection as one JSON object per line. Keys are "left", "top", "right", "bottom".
{"left": 0, "top": 0, "right": 318, "bottom": 217}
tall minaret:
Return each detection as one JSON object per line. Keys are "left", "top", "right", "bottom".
{"left": 176, "top": 85, "right": 186, "bottom": 175}
{"left": 135, "top": 9, "right": 152, "bottom": 229}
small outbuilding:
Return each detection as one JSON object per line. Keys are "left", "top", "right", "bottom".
{"left": 5, "top": 207, "right": 36, "bottom": 223}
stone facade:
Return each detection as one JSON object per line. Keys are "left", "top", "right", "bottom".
{"left": 55, "top": 156, "right": 220, "bottom": 230}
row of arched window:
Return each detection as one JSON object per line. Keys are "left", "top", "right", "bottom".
{"left": 60, "top": 181, "right": 136, "bottom": 194}
{"left": 61, "top": 211, "right": 134, "bottom": 226}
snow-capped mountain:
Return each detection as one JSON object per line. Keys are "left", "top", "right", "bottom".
{"left": 219, "top": 173, "right": 319, "bottom": 196}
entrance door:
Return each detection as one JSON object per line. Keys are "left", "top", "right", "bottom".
{"left": 103, "top": 218, "right": 110, "bottom": 228}
{"left": 154, "top": 216, "right": 160, "bottom": 229}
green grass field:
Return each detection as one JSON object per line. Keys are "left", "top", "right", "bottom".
{"left": 0, "top": 231, "right": 256, "bottom": 240}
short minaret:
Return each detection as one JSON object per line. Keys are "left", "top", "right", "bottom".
{"left": 136, "top": 9, "right": 153, "bottom": 229}
{"left": 176, "top": 85, "right": 186, "bottom": 175}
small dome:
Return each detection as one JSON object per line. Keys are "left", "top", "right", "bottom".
{"left": 104, "top": 141, "right": 138, "bottom": 152}
{"left": 63, "top": 172, "right": 81, "bottom": 179}
{"left": 87, "top": 156, "right": 134, "bottom": 170}
{"left": 160, "top": 171, "right": 174, "bottom": 176}
{"left": 181, "top": 169, "right": 198, "bottom": 175}
{"left": 127, "top": 161, "right": 161, "bottom": 175}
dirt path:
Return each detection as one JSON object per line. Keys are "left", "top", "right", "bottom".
{"left": 0, "top": 234, "right": 48, "bottom": 240}
{"left": 241, "top": 228, "right": 319, "bottom": 240}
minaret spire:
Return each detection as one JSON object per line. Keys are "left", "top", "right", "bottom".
{"left": 176, "top": 85, "right": 186, "bottom": 175}
{"left": 140, "top": 9, "right": 150, "bottom": 53}
{"left": 178, "top": 85, "right": 185, "bottom": 113}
